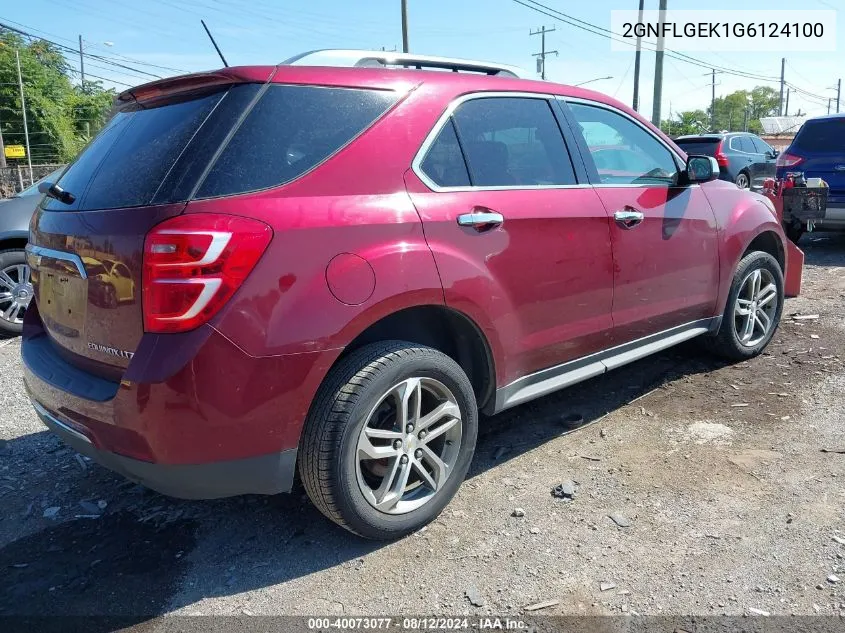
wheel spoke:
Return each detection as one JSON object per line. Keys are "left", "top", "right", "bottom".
{"left": 420, "top": 416, "right": 459, "bottom": 445}
{"left": 0, "top": 271, "right": 14, "bottom": 291}
{"left": 395, "top": 378, "right": 422, "bottom": 428}
{"left": 373, "top": 456, "right": 412, "bottom": 511}
{"left": 755, "top": 309, "right": 771, "bottom": 333}
{"left": 417, "top": 400, "right": 460, "bottom": 432}
{"left": 0, "top": 292, "right": 12, "bottom": 304}
{"left": 418, "top": 444, "right": 449, "bottom": 489}
{"left": 740, "top": 311, "right": 755, "bottom": 343}
{"left": 412, "top": 458, "right": 438, "bottom": 492}
{"left": 358, "top": 429, "right": 402, "bottom": 461}
{"left": 756, "top": 284, "right": 777, "bottom": 308}
{"left": 735, "top": 298, "right": 753, "bottom": 316}
{"left": 751, "top": 269, "right": 762, "bottom": 298}
{"left": 2, "top": 303, "right": 20, "bottom": 322}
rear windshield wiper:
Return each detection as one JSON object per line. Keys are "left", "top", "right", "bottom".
{"left": 38, "top": 181, "right": 75, "bottom": 205}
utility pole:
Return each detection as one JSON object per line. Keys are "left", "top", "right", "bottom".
{"left": 401, "top": 0, "right": 409, "bottom": 53}
{"left": 651, "top": 0, "right": 667, "bottom": 126}
{"left": 0, "top": 105, "right": 6, "bottom": 169}
{"left": 711, "top": 69, "right": 716, "bottom": 131}
{"left": 78, "top": 34, "right": 85, "bottom": 91}
{"left": 828, "top": 98, "right": 832, "bottom": 115}
{"left": 785, "top": 88, "right": 790, "bottom": 116}
{"left": 743, "top": 107, "right": 749, "bottom": 132}
{"left": 15, "top": 50, "right": 33, "bottom": 184}
{"left": 632, "top": 0, "right": 644, "bottom": 111}
{"left": 530, "top": 26, "right": 557, "bottom": 80}
{"left": 778, "top": 57, "right": 785, "bottom": 116}
{"left": 837, "top": 78, "right": 841, "bottom": 113}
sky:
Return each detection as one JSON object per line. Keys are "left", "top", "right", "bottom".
{"left": 1, "top": 0, "right": 843, "bottom": 121}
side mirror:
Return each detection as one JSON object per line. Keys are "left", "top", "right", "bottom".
{"left": 686, "top": 155, "right": 719, "bottom": 183}
{"left": 769, "top": 149, "right": 780, "bottom": 159}
{"left": 37, "top": 181, "right": 75, "bottom": 205}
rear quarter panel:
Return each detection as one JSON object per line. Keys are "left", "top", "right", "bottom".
{"left": 700, "top": 179, "right": 787, "bottom": 313}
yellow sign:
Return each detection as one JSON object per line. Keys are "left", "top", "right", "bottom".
{"left": 4, "top": 145, "right": 25, "bottom": 159}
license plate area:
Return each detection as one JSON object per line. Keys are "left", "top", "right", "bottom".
{"left": 26, "top": 246, "right": 89, "bottom": 339}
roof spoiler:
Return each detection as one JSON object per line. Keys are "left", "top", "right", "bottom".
{"left": 117, "top": 67, "right": 275, "bottom": 105}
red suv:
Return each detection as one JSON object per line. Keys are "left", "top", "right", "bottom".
{"left": 23, "top": 51, "right": 794, "bottom": 539}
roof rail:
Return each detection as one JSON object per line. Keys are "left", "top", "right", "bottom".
{"left": 281, "top": 49, "right": 529, "bottom": 79}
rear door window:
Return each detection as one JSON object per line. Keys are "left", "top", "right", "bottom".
{"left": 47, "top": 90, "right": 226, "bottom": 211}
{"left": 195, "top": 85, "right": 398, "bottom": 198}
{"left": 792, "top": 119, "right": 845, "bottom": 153}
{"left": 419, "top": 119, "right": 471, "bottom": 188}
{"left": 450, "top": 97, "right": 576, "bottom": 187}
{"left": 750, "top": 136, "right": 773, "bottom": 154}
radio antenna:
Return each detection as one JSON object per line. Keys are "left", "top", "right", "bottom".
{"left": 201, "top": 19, "right": 229, "bottom": 68}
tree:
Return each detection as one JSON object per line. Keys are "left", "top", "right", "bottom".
{"left": 661, "top": 109, "right": 708, "bottom": 137}
{"left": 709, "top": 86, "right": 779, "bottom": 134}
{"left": 0, "top": 29, "right": 116, "bottom": 164}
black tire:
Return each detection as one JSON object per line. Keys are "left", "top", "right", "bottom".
{"left": 784, "top": 221, "right": 805, "bottom": 244}
{"left": 299, "top": 341, "right": 478, "bottom": 540}
{"left": 710, "top": 251, "right": 784, "bottom": 361}
{"left": 735, "top": 171, "right": 750, "bottom": 189}
{"left": 0, "top": 249, "right": 29, "bottom": 337}
{"left": 104, "top": 284, "right": 118, "bottom": 309}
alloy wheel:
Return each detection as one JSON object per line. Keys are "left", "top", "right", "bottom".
{"left": 0, "top": 263, "right": 32, "bottom": 325}
{"left": 733, "top": 268, "right": 778, "bottom": 347}
{"left": 736, "top": 173, "right": 750, "bottom": 189}
{"left": 356, "top": 377, "right": 462, "bottom": 515}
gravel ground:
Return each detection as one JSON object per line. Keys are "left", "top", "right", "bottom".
{"left": 1, "top": 233, "right": 845, "bottom": 623}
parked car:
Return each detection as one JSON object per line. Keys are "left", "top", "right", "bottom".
{"left": 776, "top": 113, "right": 845, "bottom": 241}
{"left": 0, "top": 167, "right": 64, "bottom": 335}
{"left": 23, "top": 51, "right": 794, "bottom": 540}
{"left": 674, "top": 132, "right": 778, "bottom": 190}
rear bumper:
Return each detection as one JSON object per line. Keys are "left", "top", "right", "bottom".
{"left": 33, "top": 399, "right": 297, "bottom": 499}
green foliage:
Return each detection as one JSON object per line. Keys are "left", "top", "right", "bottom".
{"left": 0, "top": 29, "right": 116, "bottom": 163}
{"left": 662, "top": 86, "right": 781, "bottom": 137}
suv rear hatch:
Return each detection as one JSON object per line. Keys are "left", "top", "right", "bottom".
{"left": 28, "top": 67, "right": 401, "bottom": 380}
{"left": 27, "top": 69, "right": 274, "bottom": 378}
{"left": 789, "top": 117, "right": 845, "bottom": 205}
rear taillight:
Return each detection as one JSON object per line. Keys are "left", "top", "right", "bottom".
{"left": 143, "top": 214, "right": 272, "bottom": 333}
{"left": 776, "top": 152, "right": 805, "bottom": 168}
{"left": 714, "top": 141, "right": 729, "bottom": 168}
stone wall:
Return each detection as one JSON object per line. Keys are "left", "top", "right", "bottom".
{"left": 0, "top": 164, "right": 65, "bottom": 199}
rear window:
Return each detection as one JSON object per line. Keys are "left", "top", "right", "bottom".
{"left": 792, "top": 119, "right": 845, "bottom": 153}
{"left": 48, "top": 90, "right": 226, "bottom": 211}
{"left": 673, "top": 138, "right": 720, "bottom": 156}
{"left": 195, "top": 85, "right": 398, "bottom": 198}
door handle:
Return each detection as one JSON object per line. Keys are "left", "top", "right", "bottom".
{"left": 614, "top": 209, "right": 644, "bottom": 229}
{"left": 457, "top": 209, "right": 504, "bottom": 231}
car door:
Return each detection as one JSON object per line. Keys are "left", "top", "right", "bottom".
{"left": 560, "top": 99, "right": 720, "bottom": 345}
{"left": 750, "top": 135, "right": 777, "bottom": 186}
{"left": 405, "top": 94, "right": 615, "bottom": 386}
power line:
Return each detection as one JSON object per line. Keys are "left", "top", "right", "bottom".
{"left": 0, "top": 21, "right": 162, "bottom": 81}
{"left": 510, "top": 0, "right": 792, "bottom": 86}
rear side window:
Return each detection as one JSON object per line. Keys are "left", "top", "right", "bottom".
{"left": 420, "top": 119, "right": 471, "bottom": 187}
{"left": 48, "top": 91, "right": 225, "bottom": 211}
{"left": 451, "top": 97, "right": 576, "bottom": 187}
{"left": 731, "top": 136, "right": 753, "bottom": 153}
{"left": 674, "top": 139, "right": 720, "bottom": 156}
{"left": 792, "top": 119, "right": 845, "bottom": 153}
{"left": 196, "top": 85, "right": 397, "bottom": 198}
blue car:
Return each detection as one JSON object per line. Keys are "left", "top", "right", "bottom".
{"left": 776, "top": 113, "right": 845, "bottom": 240}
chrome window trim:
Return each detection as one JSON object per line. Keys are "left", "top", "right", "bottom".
{"left": 729, "top": 135, "right": 757, "bottom": 155}
{"left": 558, "top": 96, "right": 688, "bottom": 186}
{"left": 411, "top": 91, "right": 584, "bottom": 193}
{"left": 25, "top": 244, "right": 88, "bottom": 279}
